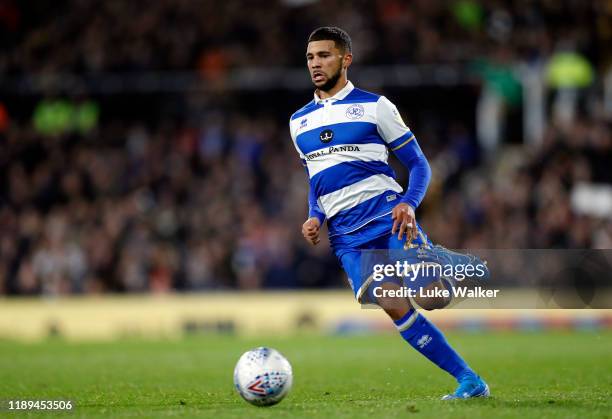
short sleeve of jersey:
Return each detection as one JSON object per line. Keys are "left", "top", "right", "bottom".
{"left": 289, "top": 117, "right": 306, "bottom": 161}
{"left": 376, "top": 96, "right": 411, "bottom": 144}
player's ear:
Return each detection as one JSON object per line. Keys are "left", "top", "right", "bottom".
{"left": 343, "top": 53, "right": 352, "bottom": 69}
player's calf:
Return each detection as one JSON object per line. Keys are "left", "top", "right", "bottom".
{"left": 375, "top": 278, "right": 487, "bottom": 398}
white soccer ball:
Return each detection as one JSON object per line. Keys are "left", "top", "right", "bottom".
{"left": 233, "top": 347, "right": 293, "bottom": 406}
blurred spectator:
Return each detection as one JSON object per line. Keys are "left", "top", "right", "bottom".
{"left": 0, "top": 102, "right": 8, "bottom": 132}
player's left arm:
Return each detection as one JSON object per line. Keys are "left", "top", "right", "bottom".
{"left": 376, "top": 96, "right": 432, "bottom": 241}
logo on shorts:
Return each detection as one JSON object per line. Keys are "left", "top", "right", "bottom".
{"left": 319, "top": 129, "right": 334, "bottom": 143}
{"left": 346, "top": 104, "right": 365, "bottom": 120}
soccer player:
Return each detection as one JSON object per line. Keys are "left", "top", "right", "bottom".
{"left": 289, "top": 27, "right": 490, "bottom": 400}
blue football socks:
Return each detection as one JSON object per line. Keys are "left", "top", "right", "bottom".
{"left": 393, "top": 309, "right": 474, "bottom": 380}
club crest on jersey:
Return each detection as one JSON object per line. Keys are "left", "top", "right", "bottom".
{"left": 346, "top": 104, "right": 365, "bottom": 120}
{"left": 319, "top": 129, "right": 334, "bottom": 143}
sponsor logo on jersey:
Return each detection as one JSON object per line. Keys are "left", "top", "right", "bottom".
{"left": 319, "top": 129, "right": 334, "bottom": 143}
{"left": 305, "top": 145, "right": 361, "bottom": 160}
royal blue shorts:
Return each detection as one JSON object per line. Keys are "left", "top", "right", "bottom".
{"left": 334, "top": 218, "right": 433, "bottom": 303}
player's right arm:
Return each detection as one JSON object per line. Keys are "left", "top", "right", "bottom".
{"left": 302, "top": 216, "right": 321, "bottom": 246}
{"left": 302, "top": 165, "right": 324, "bottom": 246}
{"left": 290, "top": 117, "right": 325, "bottom": 246}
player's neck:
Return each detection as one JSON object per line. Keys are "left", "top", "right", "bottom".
{"left": 317, "top": 76, "right": 348, "bottom": 100}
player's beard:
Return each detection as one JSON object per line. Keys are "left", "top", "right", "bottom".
{"left": 317, "top": 65, "right": 342, "bottom": 93}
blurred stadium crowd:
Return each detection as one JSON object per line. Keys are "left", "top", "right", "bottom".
{"left": 0, "top": 0, "right": 611, "bottom": 294}
{"left": 1, "top": 0, "right": 610, "bottom": 71}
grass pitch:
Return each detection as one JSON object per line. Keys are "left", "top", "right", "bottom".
{"left": 0, "top": 331, "right": 610, "bottom": 418}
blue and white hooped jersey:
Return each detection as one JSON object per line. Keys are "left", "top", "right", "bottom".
{"left": 289, "top": 81, "right": 415, "bottom": 237}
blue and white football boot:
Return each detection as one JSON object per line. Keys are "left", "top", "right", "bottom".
{"left": 442, "top": 371, "right": 490, "bottom": 400}
{"left": 415, "top": 244, "right": 490, "bottom": 285}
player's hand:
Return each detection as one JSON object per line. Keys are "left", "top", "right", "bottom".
{"left": 391, "top": 203, "right": 417, "bottom": 243}
{"left": 302, "top": 217, "right": 321, "bottom": 246}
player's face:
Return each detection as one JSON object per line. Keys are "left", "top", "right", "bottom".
{"left": 306, "top": 40, "right": 346, "bottom": 91}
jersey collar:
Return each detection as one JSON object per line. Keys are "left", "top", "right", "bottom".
{"left": 313, "top": 80, "right": 354, "bottom": 104}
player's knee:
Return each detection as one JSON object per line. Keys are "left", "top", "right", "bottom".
{"left": 376, "top": 282, "right": 412, "bottom": 321}
{"left": 414, "top": 297, "right": 450, "bottom": 311}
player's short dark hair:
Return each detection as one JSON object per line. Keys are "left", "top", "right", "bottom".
{"left": 308, "top": 26, "right": 352, "bottom": 54}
